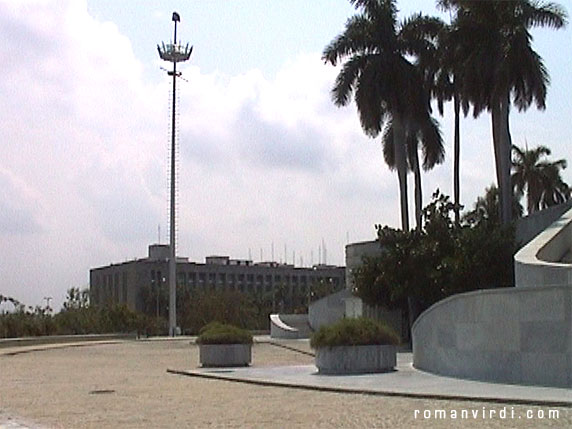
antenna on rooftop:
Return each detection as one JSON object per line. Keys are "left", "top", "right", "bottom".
{"left": 157, "top": 11, "right": 192, "bottom": 337}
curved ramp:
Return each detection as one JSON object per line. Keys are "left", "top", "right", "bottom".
{"left": 270, "top": 314, "right": 311, "bottom": 339}
{"left": 515, "top": 206, "right": 572, "bottom": 288}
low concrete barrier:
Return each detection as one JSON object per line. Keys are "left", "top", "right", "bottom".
{"left": 199, "top": 344, "right": 252, "bottom": 367}
{"left": 315, "top": 345, "right": 396, "bottom": 374}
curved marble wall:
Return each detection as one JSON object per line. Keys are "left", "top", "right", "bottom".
{"left": 413, "top": 206, "right": 572, "bottom": 388}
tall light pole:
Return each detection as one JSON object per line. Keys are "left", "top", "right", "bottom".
{"left": 157, "top": 12, "right": 192, "bottom": 336}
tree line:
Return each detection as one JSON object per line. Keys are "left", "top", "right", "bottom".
{"left": 0, "top": 277, "right": 342, "bottom": 338}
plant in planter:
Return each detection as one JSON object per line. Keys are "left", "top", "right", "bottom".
{"left": 310, "top": 317, "right": 400, "bottom": 374}
{"left": 196, "top": 322, "right": 253, "bottom": 367}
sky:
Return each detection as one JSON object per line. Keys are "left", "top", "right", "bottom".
{"left": 1, "top": 0, "right": 571, "bottom": 310}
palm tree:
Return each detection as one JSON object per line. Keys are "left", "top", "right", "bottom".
{"left": 440, "top": 0, "right": 567, "bottom": 225}
{"left": 540, "top": 163, "right": 571, "bottom": 208}
{"left": 323, "top": 0, "right": 440, "bottom": 231}
{"left": 381, "top": 116, "right": 444, "bottom": 229}
{"left": 511, "top": 144, "right": 570, "bottom": 214}
{"left": 464, "top": 184, "right": 524, "bottom": 226}
{"left": 423, "top": 8, "right": 472, "bottom": 225}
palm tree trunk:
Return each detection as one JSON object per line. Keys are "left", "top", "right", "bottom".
{"left": 393, "top": 115, "right": 410, "bottom": 231}
{"left": 501, "top": 95, "right": 513, "bottom": 224}
{"left": 453, "top": 93, "right": 461, "bottom": 226}
{"left": 491, "top": 94, "right": 513, "bottom": 225}
{"left": 492, "top": 103, "right": 503, "bottom": 217}
{"left": 411, "top": 146, "right": 423, "bottom": 230}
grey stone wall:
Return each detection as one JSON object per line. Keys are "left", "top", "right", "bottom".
{"left": 345, "top": 240, "right": 383, "bottom": 290}
{"left": 308, "top": 289, "right": 352, "bottom": 331}
{"left": 412, "top": 285, "right": 572, "bottom": 388}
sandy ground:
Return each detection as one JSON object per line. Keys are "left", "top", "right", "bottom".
{"left": 0, "top": 339, "right": 570, "bottom": 428}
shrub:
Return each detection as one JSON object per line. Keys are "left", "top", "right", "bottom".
{"left": 198, "top": 321, "right": 226, "bottom": 336}
{"left": 310, "top": 317, "right": 399, "bottom": 349}
{"left": 196, "top": 322, "right": 253, "bottom": 345}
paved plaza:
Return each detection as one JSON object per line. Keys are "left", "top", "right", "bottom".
{"left": 1, "top": 338, "right": 570, "bottom": 428}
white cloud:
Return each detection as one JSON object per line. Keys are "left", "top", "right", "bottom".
{"left": 0, "top": 168, "right": 44, "bottom": 235}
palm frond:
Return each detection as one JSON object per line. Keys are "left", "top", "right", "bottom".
{"left": 331, "top": 54, "right": 369, "bottom": 106}
{"left": 381, "top": 119, "right": 395, "bottom": 169}
{"left": 322, "top": 14, "right": 375, "bottom": 65}
{"left": 354, "top": 58, "right": 387, "bottom": 137}
{"left": 351, "top": 0, "right": 398, "bottom": 25}
{"left": 420, "top": 116, "right": 445, "bottom": 170}
{"left": 524, "top": 1, "right": 568, "bottom": 29}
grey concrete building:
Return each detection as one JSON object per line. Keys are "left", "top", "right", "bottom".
{"left": 90, "top": 244, "right": 345, "bottom": 313}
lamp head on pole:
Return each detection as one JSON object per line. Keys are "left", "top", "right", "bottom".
{"left": 157, "top": 12, "right": 192, "bottom": 64}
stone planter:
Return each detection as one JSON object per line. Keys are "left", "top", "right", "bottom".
{"left": 199, "top": 343, "right": 252, "bottom": 367}
{"left": 315, "top": 344, "right": 396, "bottom": 374}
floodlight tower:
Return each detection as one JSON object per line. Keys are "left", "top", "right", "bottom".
{"left": 157, "top": 12, "right": 192, "bottom": 336}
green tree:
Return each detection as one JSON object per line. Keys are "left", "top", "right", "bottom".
{"left": 511, "top": 144, "right": 570, "bottom": 213}
{"left": 63, "top": 287, "right": 89, "bottom": 310}
{"left": 439, "top": 0, "right": 567, "bottom": 225}
{"left": 354, "top": 190, "right": 516, "bottom": 331}
{"left": 323, "top": 0, "right": 441, "bottom": 231}
{"left": 179, "top": 290, "right": 258, "bottom": 334}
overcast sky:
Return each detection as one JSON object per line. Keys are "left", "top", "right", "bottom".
{"left": 1, "top": 0, "right": 571, "bottom": 310}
